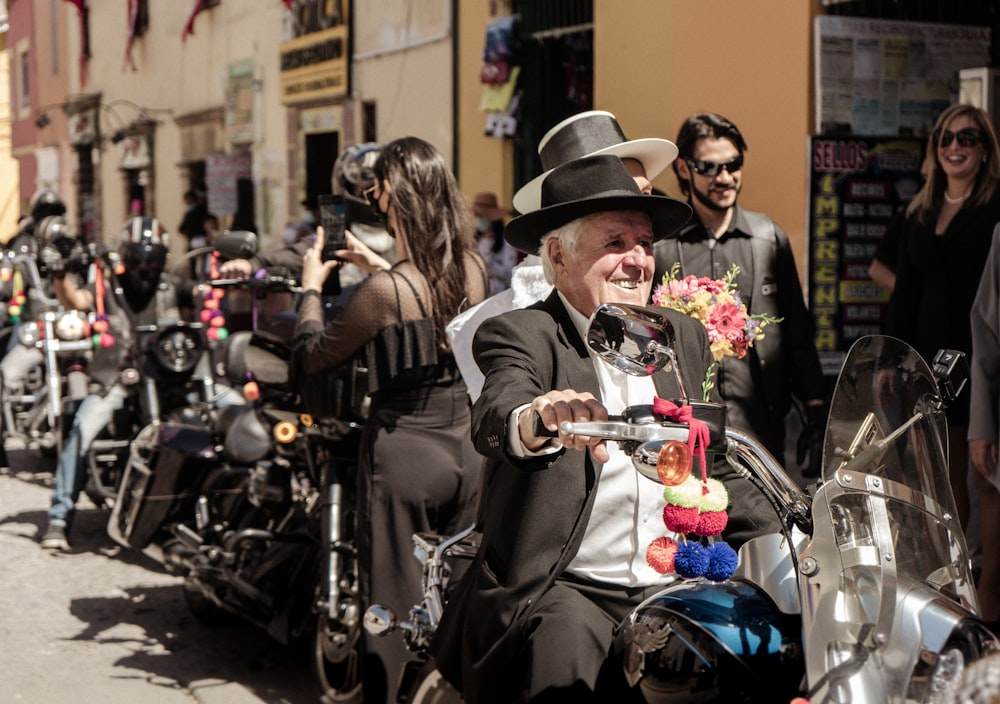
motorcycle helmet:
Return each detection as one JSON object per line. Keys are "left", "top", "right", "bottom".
{"left": 333, "top": 143, "right": 385, "bottom": 227}
{"left": 37, "top": 216, "right": 88, "bottom": 276}
{"left": 118, "top": 217, "right": 169, "bottom": 303}
{"left": 29, "top": 188, "right": 67, "bottom": 224}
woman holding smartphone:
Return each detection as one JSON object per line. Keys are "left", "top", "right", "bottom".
{"left": 293, "top": 136, "right": 489, "bottom": 704}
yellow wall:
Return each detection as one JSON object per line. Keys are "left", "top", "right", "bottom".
{"left": 596, "top": 0, "right": 818, "bottom": 275}
{"left": 457, "top": 1, "right": 823, "bottom": 275}
{"left": 455, "top": 2, "right": 516, "bottom": 214}
{"left": 0, "top": 32, "right": 19, "bottom": 241}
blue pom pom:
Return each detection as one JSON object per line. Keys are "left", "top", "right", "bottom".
{"left": 704, "top": 542, "right": 738, "bottom": 581}
{"left": 674, "top": 541, "right": 709, "bottom": 578}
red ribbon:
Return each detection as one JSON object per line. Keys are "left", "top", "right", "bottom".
{"left": 652, "top": 396, "right": 710, "bottom": 482}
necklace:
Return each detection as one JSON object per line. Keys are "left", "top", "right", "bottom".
{"left": 944, "top": 188, "right": 971, "bottom": 204}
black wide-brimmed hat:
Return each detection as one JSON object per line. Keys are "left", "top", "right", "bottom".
{"left": 512, "top": 110, "right": 678, "bottom": 214}
{"left": 504, "top": 155, "right": 692, "bottom": 255}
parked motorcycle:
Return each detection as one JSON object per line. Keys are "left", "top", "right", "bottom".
{"left": 108, "top": 236, "right": 369, "bottom": 703}
{"left": 365, "top": 302, "right": 999, "bottom": 702}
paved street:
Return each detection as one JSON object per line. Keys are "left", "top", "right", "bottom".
{"left": 0, "top": 457, "right": 317, "bottom": 704}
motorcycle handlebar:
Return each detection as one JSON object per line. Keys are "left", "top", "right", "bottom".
{"left": 549, "top": 413, "right": 814, "bottom": 534}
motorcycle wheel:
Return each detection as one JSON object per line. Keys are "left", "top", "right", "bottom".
{"left": 313, "top": 612, "right": 363, "bottom": 703}
{"left": 405, "top": 661, "right": 463, "bottom": 704}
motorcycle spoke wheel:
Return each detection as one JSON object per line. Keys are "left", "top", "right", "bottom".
{"left": 313, "top": 612, "right": 363, "bottom": 703}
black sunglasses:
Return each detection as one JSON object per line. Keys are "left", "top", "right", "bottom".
{"left": 683, "top": 154, "right": 744, "bottom": 177}
{"left": 934, "top": 127, "right": 982, "bottom": 148}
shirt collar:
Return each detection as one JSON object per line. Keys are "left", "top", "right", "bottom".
{"left": 679, "top": 203, "right": 751, "bottom": 241}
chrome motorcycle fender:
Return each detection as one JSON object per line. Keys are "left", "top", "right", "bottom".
{"left": 619, "top": 579, "right": 803, "bottom": 703}
{"left": 109, "top": 423, "right": 217, "bottom": 551}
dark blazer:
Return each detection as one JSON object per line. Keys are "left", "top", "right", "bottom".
{"left": 431, "top": 291, "right": 780, "bottom": 703}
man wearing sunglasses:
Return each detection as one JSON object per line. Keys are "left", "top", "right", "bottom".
{"left": 653, "top": 112, "right": 827, "bottom": 478}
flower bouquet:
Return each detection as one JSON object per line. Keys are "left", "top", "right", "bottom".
{"left": 641, "top": 264, "right": 780, "bottom": 579}
{"left": 652, "top": 263, "right": 780, "bottom": 400}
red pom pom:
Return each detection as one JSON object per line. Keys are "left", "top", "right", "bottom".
{"left": 93, "top": 319, "right": 109, "bottom": 334}
{"left": 206, "top": 327, "right": 219, "bottom": 341}
{"left": 694, "top": 510, "right": 729, "bottom": 537}
{"left": 662, "top": 504, "right": 699, "bottom": 533}
{"left": 203, "top": 298, "right": 220, "bottom": 310}
{"left": 646, "top": 536, "right": 678, "bottom": 574}
{"left": 99, "top": 333, "right": 116, "bottom": 348}
{"left": 199, "top": 309, "right": 214, "bottom": 323}
{"left": 243, "top": 380, "right": 260, "bottom": 401}
{"left": 114, "top": 263, "right": 125, "bottom": 275}
{"left": 209, "top": 315, "right": 225, "bottom": 327}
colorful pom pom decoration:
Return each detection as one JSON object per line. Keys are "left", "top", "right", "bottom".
{"left": 646, "top": 536, "right": 678, "bottom": 574}
{"left": 643, "top": 394, "right": 737, "bottom": 583}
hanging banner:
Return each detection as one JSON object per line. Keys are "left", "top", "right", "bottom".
{"left": 807, "top": 135, "right": 925, "bottom": 375}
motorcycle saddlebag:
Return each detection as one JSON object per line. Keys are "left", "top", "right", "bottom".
{"left": 113, "top": 423, "right": 217, "bottom": 549}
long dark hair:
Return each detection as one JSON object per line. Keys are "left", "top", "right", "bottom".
{"left": 374, "top": 137, "right": 477, "bottom": 344}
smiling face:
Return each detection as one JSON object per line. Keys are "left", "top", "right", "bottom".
{"left": 548, "top": 210, "right": 655, "bottom": 317}
{"left": 937, "top": 113, "right": 985, "bottom": 185}
{"left": 676, "top": 136, "right": 742, "bottom": 214}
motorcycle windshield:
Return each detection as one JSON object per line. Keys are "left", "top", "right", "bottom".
{"left": 821, "top": 335, "right": 975, "bottom": 607}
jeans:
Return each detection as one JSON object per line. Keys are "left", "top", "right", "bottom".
{"left": 48, "top": 384, "right": 127, "bottom": 529}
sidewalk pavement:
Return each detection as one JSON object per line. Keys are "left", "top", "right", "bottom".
{"left": 0, "top": 461, "right": 316, "bottom": 704}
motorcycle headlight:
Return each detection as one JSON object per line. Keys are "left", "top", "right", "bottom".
{"left": 17, "top": 321, "right": 42, "bottom": 347}
{"left": 152, "top": 328, "right": 204, "bottom": 374}
{"left": 55, "top": 311, "right": 90, "bottom": 341}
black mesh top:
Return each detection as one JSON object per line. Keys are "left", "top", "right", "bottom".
{"left": 293, "top": 255, "right": 488, "bottom": 395}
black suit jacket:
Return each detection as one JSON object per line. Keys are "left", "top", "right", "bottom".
{"left": 431, "top": 292, "right": 779, "bottom": 703}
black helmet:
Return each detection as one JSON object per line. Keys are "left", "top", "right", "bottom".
{"left": 332, "top": 143, "right": 381, "bottom": 196}
{"left": 29, "top": 188, "right": 67, "bottom": 224}
{"left": 37, "top": 216, "right": 87, "bottom": 276}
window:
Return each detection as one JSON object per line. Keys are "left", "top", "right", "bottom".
{"left": 16, "top": 39, "right": 29, "bottom": 120}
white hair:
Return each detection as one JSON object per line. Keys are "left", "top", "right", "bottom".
{"left": 539, "top": 215, "right": 588, "bottom": 284}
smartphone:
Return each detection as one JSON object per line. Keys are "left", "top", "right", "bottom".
{"left": 318, "top": 194, "right": 347, "bottom": 261}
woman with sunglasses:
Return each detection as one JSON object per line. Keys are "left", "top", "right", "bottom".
{"left": 293, "top": 136, "right": 489, "bottom": 704}
{"left": 888, "top": 104, "right": 1000, "bottom": 618}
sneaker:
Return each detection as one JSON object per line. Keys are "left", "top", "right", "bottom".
{"left": 40, "top": 525, "right": 69, "bottom": 551}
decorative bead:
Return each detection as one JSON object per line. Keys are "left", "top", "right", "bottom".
{"left": 243, "top": 380, "right": 260, "bottom": 401}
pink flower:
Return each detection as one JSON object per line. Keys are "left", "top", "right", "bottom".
{"left": 705, "top": 301, "right": 747, "bottom": 344}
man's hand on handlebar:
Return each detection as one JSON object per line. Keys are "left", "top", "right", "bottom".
{"left": 519, "top": 390, "right": 610, "bottom": 463}
{"left": 218, "top": 258, "right": 253, "bottom": 280}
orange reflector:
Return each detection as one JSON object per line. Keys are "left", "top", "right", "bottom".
{"left": 657, "top": 441, "right": 693, "bottom": 486}
{"left": 300, "top": 413, "right": 314, "bottom": 427}
{"left": 274, "top": 421, "right": 298, "bottom": 444}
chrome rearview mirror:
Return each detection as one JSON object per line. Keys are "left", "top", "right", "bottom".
{"left": 587, "top": 303, "right": 676, "bottom": 377}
